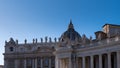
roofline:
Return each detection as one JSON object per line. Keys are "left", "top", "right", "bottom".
{"left": 102, "top": 23, "right": 120, "bottom": 28}
{"left": 95, "top": 31, "right": 106, "bottom": 34}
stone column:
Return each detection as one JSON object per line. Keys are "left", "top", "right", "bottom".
{"left": 55, "top": 56, "right": 60, "bottom": 68}
{"left": 64, "top": 59, "right": 66, "bottom": 68}
{"left": 105, "top": 55, "right": 108, "bottom": 68}
{"left": 66, "top": 59, "right": 69, "bottom": 68}
{"left": 99, "top": 54, "right": 102, "bottom": 68}
{"left": 24, "top": 59, "right": 26, "bottom": 68}
{"left": 76, "top": 57, "right": 79, "bottom": 68}
{"left": 90, "top": 56, "right": 93, "bottom": 68}
{"left": 32, "top": 59, "right": 35, "bottom": 68}
{"left": 35, "top": 58, "right": 37, "bottom": 68}
{"left": 69, "top": 57, "right": 72, "bottom": 68}
{"left": 108, "top": 53, "right": 111, "bottom": 68}
{"left": 79, "top": 58, "right": 82, "bottom": 68}
{"left": 41, "top": 57, "right": 43, "bottom": 68}
{"left": 61, "top": 59, "right": 63, "bottom": 68}
{"left": 117, "top": 51, "right": 120, "bottom": 68}
{"left": 82, "top": 57, "right": 85, "bottom": 68}
{"left": 63, "top": 59, "right": 65, "bottom": 68}
{"left": 96, "top": 56, "right": 99, "bottom": 68}
{"left": 49, "top": 57, "right": 51, "bottom": 68}
{"left": 60, "top": 59, "right": 63, "bottom": 68}
{"left": 15, "top": 59, "right": 18, "bottom": 68}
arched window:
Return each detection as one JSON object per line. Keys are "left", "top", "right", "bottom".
{"left": 9, "top": 47, "right": 14, "bottom": 51}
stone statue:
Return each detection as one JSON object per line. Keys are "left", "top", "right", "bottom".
{"left": 36, "top": 38, "right": 37, "bottom": 43}
{"left": 9, "top": 38, "right": 15, "bottom": 44}
{"left": 58, "top": 38, "right": 60, "bottom": 42}
{"left": 45, "top": 37, "right": 48, "bottom": 42}
{"left": 16, "top": 39, "right": 18, "bottom": 44}
{"left": 49, "top": 37, "right": 52, "bottom": 42}
{"left": 33, "top": 39, "right": 35, "bottom": 43}
{"left": 41, "top": 38, "right": 43, "bottom": 43}
{"left": 82, "top": 34, "right": 86, "bottom": 44}
{"left": 25, "top": 39, "right": 27, "bottom": 44}
{"left": 5, "top": 40, "right": 7, "bottom": 44}
{"left": 90, "top": 36, "right": 92, "bottom": 43}
{"left": 54, "top": 37, "right": 57, "bottom": 42}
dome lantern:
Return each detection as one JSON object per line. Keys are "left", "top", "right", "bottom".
{"left": 68, "top": 19, "right": 74, "bottom": 30}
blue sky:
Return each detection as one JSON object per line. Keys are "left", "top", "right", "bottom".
{"left": 0, "top": 0, "right": 120, "bottom": 65}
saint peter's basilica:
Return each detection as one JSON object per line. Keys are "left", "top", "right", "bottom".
{"left": 3, "top": 20, "right": 120, "bottom": 68}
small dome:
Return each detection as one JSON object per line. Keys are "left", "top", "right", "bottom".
{"left": 60, "top": 20, "right": 81, "bottom": 44}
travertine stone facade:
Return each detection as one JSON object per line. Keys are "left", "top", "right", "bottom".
{"left": 3, "top": 20, "right": 120, "bottom": 68}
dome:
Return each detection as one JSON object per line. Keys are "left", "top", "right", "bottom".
{"left": 60, "top": 20, "right": 82, "bottom": 45}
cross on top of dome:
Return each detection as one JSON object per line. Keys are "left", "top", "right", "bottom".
{"left": 68, "top": 19, "right": 74, "bottom": 30}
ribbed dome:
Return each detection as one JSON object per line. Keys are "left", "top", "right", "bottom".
{"left": 60, "top": 20, "right": 81, "bottom": 44}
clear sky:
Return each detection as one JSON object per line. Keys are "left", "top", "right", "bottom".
{"left": 0, "top": 0, "right": 120, "bottom": 65}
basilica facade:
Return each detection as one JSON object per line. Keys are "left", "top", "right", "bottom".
{"left": 3, "top": 21, "right": 120, "bottom": 68}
